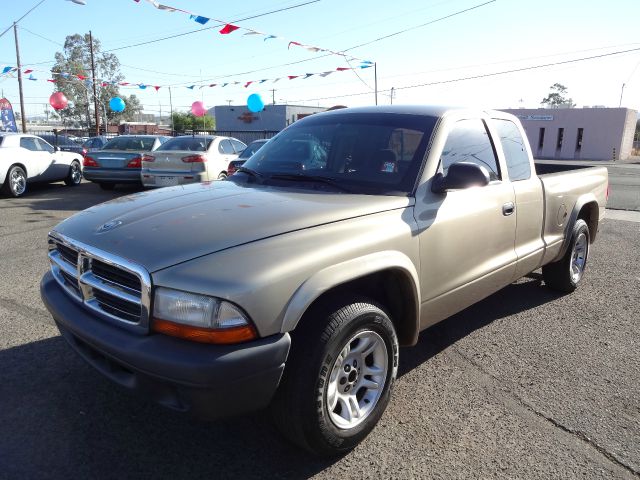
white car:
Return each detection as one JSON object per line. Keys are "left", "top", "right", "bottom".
{"left": 141, "top": 135, "right": 246, "bottom": 188}
{"left": 0, "top": 133, "right": 83, "bottom": 197}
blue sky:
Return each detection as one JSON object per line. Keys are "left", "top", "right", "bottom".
{"left": 1, "top": 0, "right": 639, "bottom": 121}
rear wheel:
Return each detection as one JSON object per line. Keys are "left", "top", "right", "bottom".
{"left": 217, "top": 172, "right": 227, "bottom": 180}
{"left": 271, "top": 298, "right": 398, "bottom": 456}
{"left": 64, "top": 161, "right": 82, "bottom": 186}
{"left": 543, "top": 219, "right": 590, "bottom": 292}
{"left": 2, "top": 165, "right": 27, "bottom": 197}
{"left": 99, "top": 182, "right": 115, "bottom": 191}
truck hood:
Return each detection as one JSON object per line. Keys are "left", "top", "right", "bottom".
{"left": 53, "top": 181, "right": 412, "bottom": 272}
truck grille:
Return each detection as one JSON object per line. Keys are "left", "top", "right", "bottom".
{"left": 47, "top": 233, "right": 151, "bottom": 333}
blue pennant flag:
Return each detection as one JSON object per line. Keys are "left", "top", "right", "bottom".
{"left": 190, "top": 15, "right": 210, "bottom": 25}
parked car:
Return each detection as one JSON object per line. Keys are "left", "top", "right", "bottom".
{"left": 38, "top": 133, "right": 84, "bottom": 155}
{"left": 0, "top": 133, "right": 83, "bottom": 197}
{"left": 227, "top": 138, "right": 269, "bottom": 175}
{"left": 141, "top": 135, "right": 246, "bottom": 187}
{"left": 40, "top": 105, "right": 608, "bottom": 455}
{"left": 82, "top": 135, "right": 168, "bottom": 190}
{"left": 81, "top": 135, "right": 111, "bottom": 155}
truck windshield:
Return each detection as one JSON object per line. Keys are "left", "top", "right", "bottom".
{"left": 235, "top": 112, "right": 436, "bottom": 195}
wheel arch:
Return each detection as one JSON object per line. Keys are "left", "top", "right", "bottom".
{"left": 280, "top": 251, "right": 421, "bottom": 346}
{"left": 3, "top": 162, "right": 28, "bottom": 182}
{"left": 555, "top": 194, "right": 599, "bottom": 261}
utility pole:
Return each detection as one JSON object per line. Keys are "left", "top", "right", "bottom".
{"left": 374, "top": 62, "right": 378, "bottom": 106}
{"left": 619, "top": 83, "right": 625, "bottom": 108}
{"left": 168, "top": 86, "right": 174, "bottom": 134}
{"left": 89, "top": 31, "right": 100, "bottom": 135}
{"left": 390, "top": 87, "right": 395, "bottom": 105}
{"left": 13, "top": 23, "right": 26, "bottom": 132}
{"left": 271, "top": 89, "right": 276, "bottom": 105}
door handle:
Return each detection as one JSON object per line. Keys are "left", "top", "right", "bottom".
{"left": 502, "top": 202, "right": 515, "bottom": 216}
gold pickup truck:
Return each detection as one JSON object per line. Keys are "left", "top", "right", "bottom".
{"left": 41, "top": 106, "right": 608, "bottom": 456}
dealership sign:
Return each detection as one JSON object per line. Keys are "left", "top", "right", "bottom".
{"left": 517, "top": 114, "right": 554, "bottom": 121}
{"left": 0, "top": 98, "right": 17, "bottom": 132}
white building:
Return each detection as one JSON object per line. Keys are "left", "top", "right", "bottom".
{"left": 501, "top": 108, "right": 637, "bottom": 160}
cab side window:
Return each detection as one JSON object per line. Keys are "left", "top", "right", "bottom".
{"left": 35, "top": 138, "right": 54, "bottom": 153}
{"left": 493, "top": 119, "right": 531, "bottom": 181}
{"left": 440, "top": 119, "right": 500, "bottom": 181}
{"left": 218, "top": 139, "right": 234, "bottom": 154}
{"left": 20, "top": 137, "right": 40, "bottom": 151}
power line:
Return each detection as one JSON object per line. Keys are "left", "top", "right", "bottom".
{"left": 18, "top": 25, "right": 64, "bottom": 47}
{"left": 0, "top": 0, "right": 47, "bottom": 39}
{"left": 104, "top": 0, "right": 322, "bottom": 53}
{"left": 286, "top": 46, "right": 640, "bottom": 103}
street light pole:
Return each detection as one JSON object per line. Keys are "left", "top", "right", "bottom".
{"left": 89, "top": 31, "right": 100, "bottom": 135}
{"left": 13, "top": 23, "right": 26, "bottom": 133}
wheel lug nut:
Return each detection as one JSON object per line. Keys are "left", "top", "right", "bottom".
{"left": 353, "top": 360, "right": 358, "bottom": 367}
{"left": 344, "top": 385, "right": 350, "bottom": 392}
{"left": 344, "top": 364, "right": 351, "bottom": 372}
{"left": 339, "top": 377, "right": 346, "bottom": 385}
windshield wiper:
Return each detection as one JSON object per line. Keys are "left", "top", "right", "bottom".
{"left": 269, "top": 173, "right": 352, "bottom": 193}
{"left": 236, "top": 166, "right": 265, "bottom": 182}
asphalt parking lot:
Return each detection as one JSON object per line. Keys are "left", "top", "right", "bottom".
{"left": 1, "top": 179, "right": 638, "bottom": 479}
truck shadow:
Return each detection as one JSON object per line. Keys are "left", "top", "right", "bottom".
{"left": 0, "top": 274, "right": 562, "bottom": 479}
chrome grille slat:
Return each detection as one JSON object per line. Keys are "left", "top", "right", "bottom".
{"left": 47, "top": 232, "right": 152, "bottom": 334}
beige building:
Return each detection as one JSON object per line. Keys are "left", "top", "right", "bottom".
{"left": 502, "top": 108, "right": 637, "bottom": 160}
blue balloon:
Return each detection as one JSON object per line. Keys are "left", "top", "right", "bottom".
{"left": 109, "top": 97, "right": 126, "bottom": 112}
{"left": 247, "top": 93, "right": 264, "bottom": 113}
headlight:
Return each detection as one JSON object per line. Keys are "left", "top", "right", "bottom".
{"left": 152, "top": 287, "right": 256, "bottom": 344}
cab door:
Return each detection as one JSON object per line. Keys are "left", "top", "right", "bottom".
{"left": 18, "top": 137, "right": 49, "bottom": 179}
{"left": 413, "top": 117, "right": 518, "bottom": 328}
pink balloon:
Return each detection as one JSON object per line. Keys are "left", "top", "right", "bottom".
{"left": 49, "top": 92, "right": 68, "bottom": 111}
{"left": 191, "top": 101, "right": 207, "bottom": 117}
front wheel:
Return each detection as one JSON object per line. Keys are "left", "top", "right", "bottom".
{"left": 2, "top": 165, "right": 27, "bottom": 197}
{"left": 543, "top": 219, "right": 590, "bottom": 292}
{"left": 272, "top": 299, "right": 399, "bottom": 456}
{"left": 64, "top": 161, "right": 82, "bottom": 186}
{"left": 217, "top": 172, "right": 227, "bottom": 180}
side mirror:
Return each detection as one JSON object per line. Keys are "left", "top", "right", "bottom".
{"left": 431, "top": 162, "right": 491, "bottom": 194}
{"left": 54, "top": 146, "right": 61, "bottom": 152}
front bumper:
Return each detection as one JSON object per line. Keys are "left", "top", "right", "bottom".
{"left": 83, "top": 168, "right": 142, "bottom": 184}
{"left": 40, "top": 271, "right": 290, "bottom": 418}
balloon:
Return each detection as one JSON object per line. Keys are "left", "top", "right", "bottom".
{"left": 49, "top": 92, "right": 68, "bottom": 111}
{"left": 247, "top": 93, "right": 264, "bottom": 113}
{"left": 109, "top": 97, "right": 126, "bottom": 112}
{"left": 191, "top": 101, "right": 207, "bottom": 117}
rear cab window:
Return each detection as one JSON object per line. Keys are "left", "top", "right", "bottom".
{"left": 492, "top": 119, "right": 531, "bottom": 181}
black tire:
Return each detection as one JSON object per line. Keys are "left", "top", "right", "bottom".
{"left": 217, "top": 172, "right": 228, "bottom": 180}
{"left": 543, "top": 219, "right": 590, "bottom": 292}
{"left": 271, "top": 298, "right": 399, "bottom": 456}
{"left": 64, "top": 160, "right": 82, "bottom": 186}
{"left": 99, "top": 182, "right": 115, "bottom": 191}
{"left": 2, "top": 165, "right": 27, "bottom": 197}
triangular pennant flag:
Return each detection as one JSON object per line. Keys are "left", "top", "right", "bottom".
{"left": 288, "top": 75, "right": 299, "bottom": 80}
{"left": 319, "top": 71, "right": 334, "bottom": 77}
{"left": 47, "top": 79, "right": 57, "bottom": 83}
{"left": 154, "top": 86, "right": 161, "bottom": 91}
{"left": 259, "top": 79, "right": 268, "bottom": 83}
{"left": 186, "top": 85, "right": 195, "bottom": 89}
{"left": 139, "top": 84, "right": 147, "bottom": 89}
{"left": 303, "top": 73, "right": 314, "bottom": 79}
{"left": 219, "top": 24, "right": 240, "bottom": 35}
{"left": 1, "top": 66, "right": 12, "bottom": 74}
{"left": 27, "top": 74, "right": 37, "bottom": 81}
{"left": 244, "top": 81, "right": 253, "bottom": 88}
{"left": 119, "top": 82, "right": 130, "bottom": 86}
{"left": 77, "top": 75, "right": 87, "bottom": 80}
{"left": 336, "top": 67, "right": 350, "bottom": 71}
{"left": 190, "top": 15, "right": 210, "bottom": 25}
{"left": 288, "top": 41, "right": 302, "bottom": 49}
{"left": 101, "top": 82, "right": 109, "bottom": 87}
{"left": 158, "top": 4, "right": 189, "bottom": 12}
{"left": 264, "top": 35, "right": 277, "bottom": 41}
{"left": 209, "top": 83, "right": 217, "bottom": 87}
{"left": 222, "top": 83, "right": 229, "bottom": 87}
{"left": 360, "top": 64, "right": 372, "bottom": 69}
{"left": 360, "top": 60, "right": 374, "bottom": 65}
{"left": 272, "top": 78, "right": 281, "bottom": 83}
{"left": 305, "top": 46, "right": 322, "bottom": 53}
{"left": 24, "top": 69, "right": 33, "bottom": 74}
{"left": 243, "top": 30, "right": 263, "bottom": 36}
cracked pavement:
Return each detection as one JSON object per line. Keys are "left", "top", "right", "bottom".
{"left": 0, "top": 182, "right": 638, "bottom": 479}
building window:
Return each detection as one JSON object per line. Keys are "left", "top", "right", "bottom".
{"left": 556, "top": 128, "right": 564, "bottom": 151}
{"left": 538, "top": 128, "right": 545, "bottom": 149}
{"left": 576, "top": 128, "right": 584, "bottom": 151}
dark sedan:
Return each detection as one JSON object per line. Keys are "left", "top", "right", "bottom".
{"left": 39, "top": 134, "right": 84, "bottom": 155}
{"left": 227, "top": 139, "right": 269, "bottom": 175}
{"left": 83, "top": 135, "right": 168, "bottom": 190}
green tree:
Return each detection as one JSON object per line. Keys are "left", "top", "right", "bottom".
{"left": 171, "top": 111, "right": 215, "bottom": 131}
{"left": 541, "top": 83, "right": 575, "bottom": 108}
{"left": 51, "top": 33, "right": 125, "bottom": 128}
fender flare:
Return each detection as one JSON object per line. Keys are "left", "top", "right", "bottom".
{"left": 555, "top": 193, "right": 598, "bottom": 262}
{"left": 279, "top": 250, "right": 421, "bottom": 342}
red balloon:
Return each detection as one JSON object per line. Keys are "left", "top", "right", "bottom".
{"left": 49, "top": 92, "right": 68, "bottom": 111}
{"left": 191, "top": 101, "right": 207, "bottom": 117}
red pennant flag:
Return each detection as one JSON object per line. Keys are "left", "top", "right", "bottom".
{"left": 336, "top": 67, "right": 350, "bottom": 71}
{"left": 101, "top": 82, "right": 108, "bottom": 87}
{"left": 77, "top": 75, "right": 87, "bottom": 80}
{"left": 209, "top": 84, "right": 217, "bottom": 87}
{"left": 47, "top": 79, "right": 57, "bottom": 83}
{"left": 288, "top": 75, "right": 299, "bottom": 80}
{"left": 288, "top": 41, "right": 302, "bottom": 49}
{"left": 244, "top": 81, "right": 253, "bottom": 88}
{"left": 119, "top": 82, "right": 130, "bottom": 86}
{"left": 24, "top": 69, "right": 33, "bottom": 74}
{"left": 154, "top": 86, "right": 161, "bottom": 91}
{"left": 219, "top": 24, "right": 240, "bottom": 34}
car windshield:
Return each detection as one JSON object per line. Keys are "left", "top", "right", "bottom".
{"left": 235, "top": 113, "right": 436, "bottom": 195}
{"left": 103, "top": 136, "right": 156, "bottom": 151}
{"left": 238, "top": 140, "right": 267, "bottom": 159}
{"left": 156, "top": 137, "right": 213, "bottom": 152}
